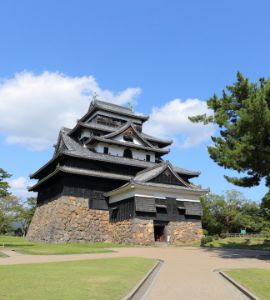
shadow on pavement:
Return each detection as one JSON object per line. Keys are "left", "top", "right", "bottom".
{"left": 201, "top": 246, "right": 270, "bottom": 260}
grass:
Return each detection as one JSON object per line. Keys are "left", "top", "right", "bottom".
{"left": 225, "top": 268, "right": 270, "bottom": 299}
{"left": 204, "top": 237, "right": 270, "bottom": 251}
{"left": 0, "top": 257, "right": 155, "bottom": 300}
{"left": 0, "top": 235, "right": 129, "bottom": 255}
{"left": 0, "top": 251, "right": 7, "bottom": 258}
{"left": 173, "top": 239, "right": 201, "bottom": 247}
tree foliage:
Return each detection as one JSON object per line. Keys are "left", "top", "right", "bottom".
{"left": 0, "top": 195, "right": 36, "bottom": 235}
{"left": 0, "top": 168, "right": 11, "bottom": 198}
{"left": 201, "top": 191, "right": 270, "bottom": 235}
{"left": 190, "top": 73, "right": 270, "bottom": 203}
{"left": 0, "top": 167, "right": 36, "bottom": 235}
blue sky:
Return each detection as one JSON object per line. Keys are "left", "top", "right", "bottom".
{"left": 0, "top": 0, "right": 269, "bottom": 201}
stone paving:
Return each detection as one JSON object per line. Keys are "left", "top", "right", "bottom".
{"left": 1, "top": 247, "right": 270, "bottom": 299}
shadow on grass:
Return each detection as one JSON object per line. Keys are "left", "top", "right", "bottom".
{"left": 2, "top": 244, "right": 35, "bottom": 248}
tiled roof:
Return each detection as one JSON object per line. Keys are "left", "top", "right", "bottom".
{"left": 80, "top": 100, "right": 149, "bottom": 123}
{"left": 31, "top": 129, "right": 200, "bottom": 178}
{"left": 141, "top": 132, "right": 173, "bottom": 146}
{"left": 86, "top": 136, "right": 169, "bottom": 154}
{"left": 106, "top": 179, "right": 208, "bottom": 197}
{"left": 78, "top": 122, "right": 115, "bottom": 133}
{"left": 173, "top": 166, "right": 200, "bottom": 176}
{"left": 103, "top": 122, "right": 153, "bottom": 147}
{"left": 135, "top": 181, "right": 208, "bottom": 193}
{"left": 133, "top": 161, "right": 190, "bottom": 187}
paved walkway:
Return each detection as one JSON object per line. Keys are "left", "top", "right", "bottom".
{"left": 1, "top": 247, "right": 270, "bottom": 299}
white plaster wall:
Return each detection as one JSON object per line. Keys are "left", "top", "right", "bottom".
{"left": 113, "top": 134, "right": 142, "bottom": 145}
{"left": 80, "top": 129, "right": 92, "bottom": 139}
{"left": 94, "top": 142, "right": 155, "bottom": 162}
{"left": 109, "top": 187, "right": 202, "bottom": 204}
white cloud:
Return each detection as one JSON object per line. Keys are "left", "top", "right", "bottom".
{"left": 8, "top": 177, "right": 36, "bottom": 200}
{"left": 0, "top": 71, "right": 141, "bottom": 150}
{"left": 144, "top": 98, "right": 214, "bottom": 148}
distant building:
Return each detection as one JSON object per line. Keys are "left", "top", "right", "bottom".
{"left": 27, "top": 100, "right": 208, "bottom": 244}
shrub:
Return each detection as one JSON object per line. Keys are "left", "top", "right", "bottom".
{"left": 260, "top": 229, "right": 270, "bottom": 238}
{"left": 201, "top": 236, "right": 213, "bottom": 247}
{"left": 220, "top": 233, "right": 227, "bottom": 239}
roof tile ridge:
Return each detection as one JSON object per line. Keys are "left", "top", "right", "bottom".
{"left": 129, "top": 123, "right": 154, "bottom": 147}
{"left": 102, "top": 122, "right": 132, "bottom": 138}
{"left": 166, "top": 162, "right": 191, "bottom": 187}
{"left": 95, "top": 99, "right": 133, "bottom": 111}
{"left": 141, "top": 132, "right": 173, "bottom": 144}
{"left": 102, "top": 122, "right": 155, "bottom": 148}
{"left": 173, "top": 164, "right": 201, "bottom": 176}
{"left": 134, "top": 161, "right": 165, "bottom": 177}
{"left": 133, "top": 161, "right": 170, "bottom": 183}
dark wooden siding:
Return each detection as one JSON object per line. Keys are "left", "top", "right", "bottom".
{"left": 62, "top": 156, "right": 142, "bottom": 176}
{"left": 89, "top": 190, "right": 109, "bottom": 210}
{"left": 184, "top": 201, "right": 202, "bottom": 216}
{"left": 135, "top": 197, "right": 156, "bottom": 212}
{"left": 37, "top": 173, "right": 124, "bottom": 207}
{"left": 150, "top": 168, "right": 186, "bottom": 186}
{"left": 109, "top": 198, "right": 134, "bottom": 222}
{"left": 135, "top": 197, "right": 201, "bottom": 221}
{"left": 37, "top": 174, "right": 64, "bottom": 204}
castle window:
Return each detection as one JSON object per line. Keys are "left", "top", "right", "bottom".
{"left": 123, "top": 134, "right": 133, "bottom": 142}
{"left": 146, "top": 154, "right": 151, "bottom": 162}
{"left": 103, "top": 147, "right": 109, "bottom": 154}
{"left": 156, "top": 204, "right": 167, "bottom": 214}
{"left": 110, "top": 207, "right": 119, "bottom": 221}
{"left": 123, "top": 148, "right": 133, "bottom": 158}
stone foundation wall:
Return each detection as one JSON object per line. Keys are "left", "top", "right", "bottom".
{"left": 167, "top": 220, "right": 203, "bottom": 244}
{"left": 27, "top": 195, "right": 202, "bottom": 244}
{"left": 27, "top": 196, "right": 112, "bottom": 243}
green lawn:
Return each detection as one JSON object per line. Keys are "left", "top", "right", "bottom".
{"left": 0, "top": 236, "right": 128, "bottom": 255}
{"left": 0, "top": 257, "right": 155, "bottom": 300}
{"left": 205, "top": 237, "right": 270, "bottom": 251}
{"left": 0, "top": 251, "right": 6, "bottom": 258}
{"left": 226, "top": 268, "right": 270, "bottom": 299}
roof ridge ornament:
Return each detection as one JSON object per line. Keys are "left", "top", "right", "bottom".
{"left": 88, "top": 93, "right": 99, "bottom": 111}
{"left": 127, "top": 101, "right": 134, "bottom": 112}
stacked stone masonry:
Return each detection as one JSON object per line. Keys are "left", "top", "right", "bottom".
{"left": 27, "top": 196, "right": 202, "bottom": 244}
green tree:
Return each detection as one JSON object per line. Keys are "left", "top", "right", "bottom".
{"left": 201, "top": 190, "right": 268, "bottom": 235}
{"left": 0, "top": 168, "right": 11, "bottom": 198}
{"left": 15, "top": 197, "right": 36, "bottom": 235}
{"left": 190, "top": 73, "right": 270, "bottom": 203}
{"left": 0, "top": 195, "right": 37, "bottom": 236}
{"left": 0, "top": 195, "right": 18, "bottom": 234}
{"left": 0, "top": 168, "right": 12, "bottom": 233}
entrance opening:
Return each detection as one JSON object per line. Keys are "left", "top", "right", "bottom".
{"left": 154, "top": 224, "right": 166, "bottom": 242}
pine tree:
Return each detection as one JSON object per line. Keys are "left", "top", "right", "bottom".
{"left": 190, "top": 73, "right": 270, "bottom": 205}
{"left": 0, "top": 168, "right": 11, "bottom": 198}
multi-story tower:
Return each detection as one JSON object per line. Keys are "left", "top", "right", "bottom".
{"left": 27, "top": 100, "right": 208, "bottom": 244}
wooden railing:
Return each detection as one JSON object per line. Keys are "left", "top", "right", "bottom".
{"left": 223, "top": 233, "right": 269, "bottom": 238}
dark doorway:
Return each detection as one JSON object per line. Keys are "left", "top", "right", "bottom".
{"left": 154, "top": 223, "right": 166, "bottom": 242}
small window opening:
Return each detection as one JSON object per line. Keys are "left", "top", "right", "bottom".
{"left": 156, "top": 205, "right": 167, "bottom": 214}
{"left": 178, "top": 207, "right": 186, "bottom": 215}
{"left": 104, "top": 147, "right": 109, "bottom": 154}
{"left": 123, "top": 134, "right": 133, "bottom": 142}
{"left": 123, "top": 148, "right": 133, "bottom": 158}
{"left": 146, "top": 154, "right": 151, "bottom": 162}
{"left": 110, "top": 207, "right": 118, "bottom": 221}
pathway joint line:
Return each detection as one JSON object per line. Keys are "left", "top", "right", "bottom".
{"left": 218, "top": 270, "right": 260, "bottom": 300}
{"left": 122, "top": 259, "right": 164, "bottom": 300}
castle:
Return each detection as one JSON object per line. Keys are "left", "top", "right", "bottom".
{"left": 27, "top": 100, "right": 208, "bottom": 244}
